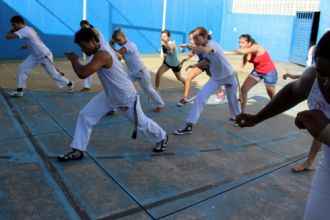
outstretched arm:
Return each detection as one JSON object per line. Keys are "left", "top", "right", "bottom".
{"left": 162, "top": 41, "right": 176, "bottom": 52}
{"left": 283, "top": 73, "right": 301, "bottom": 80}
{"left": 180, "top": 44, "right": 213, "bottom": 55}
{"left": 180, "top": 51, "right": 195, "bottom": 65}
{"left": 236, "top": 66, "right": 316, "bottom": 127}
{"left": 225, "top": 45, "right": 259, "bottom": 55}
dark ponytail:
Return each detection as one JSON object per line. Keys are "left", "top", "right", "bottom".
{"left": 194, "top": 27, "right": 212, "bottom": 40}
{"left": 161, "top": 30, "right": 171, "bottom": 37}
{"left": 80, "top": 20, "right": 94, "bottom": 29}
{"left": 239, "top": 34, "right": 257, "bottom": 45}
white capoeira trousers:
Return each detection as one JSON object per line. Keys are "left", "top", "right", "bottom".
{"left": 304, "top": 147, "right": 330, "bottom": 220}
{"left": 130, "top": 68, "right": 164, "bottom": 108}
{"left": 70, "top": 91, "right": 167, "bottom": 151}
{"left": 83, "top": 55, "right": 93, "bottom": 88}
{"left": 17, "top": 53, "right": 70, "bottom": 89}
{"left": 83, "top": 76, "right": 92, "bottom": 88}
{"left": 187, "top": 74, "right": 241, "bottom": 124}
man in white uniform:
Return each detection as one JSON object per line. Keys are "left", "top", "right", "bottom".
{"left": 58, "top": 28, "right": 168, "bottom": 161}
{"left": 6, "top": 15, "right": 74, "bottom": 97}
{"left": 79, "top": 20, "right": 108, "bottom": 91}
{"left": 110, "top": 29, "right": 165, "bottom": 112}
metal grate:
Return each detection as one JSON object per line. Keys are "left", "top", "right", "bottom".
{"left": 232, "top": 0, "right": 320, "bottom": 16}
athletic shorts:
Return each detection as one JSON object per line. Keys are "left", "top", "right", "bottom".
{"left": 197, "top": 64, "right": 211, "bottom": 77}
{"left": 250, "top": 69, "right": 278, "bottom": 87}
{"left": 163, "top": 61, "right": 182, "bottom": 72}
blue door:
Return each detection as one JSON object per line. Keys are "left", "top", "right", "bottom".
{"left": 289, "top": 12, "right": 315, "bottom": 66}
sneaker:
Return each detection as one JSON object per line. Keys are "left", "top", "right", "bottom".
{"left": 153, "top": 107, "right": 165, "bottom": 112}
{"left": 9, "top": 91, "right": 23, "bottom": 97}
{"left": 215, "top": 91, "right": 225, "bottom": 102}
{"left": 68, "top": 81, "right": 75, "bottom": 93}
{"left": 177, "top": 98, "right": 188, "bottom": 107}
{"left": 173, "top": 123, "right": 193, "bottom": 135}
{"left": 57, "top": 148, "right": 84, "bottom": 161}
{"left": 153, "top": 135, "right": 168, "bottom": 152}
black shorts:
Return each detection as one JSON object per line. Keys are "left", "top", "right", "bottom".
{"left": 197, "top": 65, "right": 211, "bottom": 77}
{"left": 163, "top": 61, "right": 182, "bottom": 72}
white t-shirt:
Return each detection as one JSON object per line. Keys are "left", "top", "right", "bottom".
{"left": 15, "top": 26, "right": 50, "bottom": 58}
{"left": 122, "top": 40, "right": 144, "bottom": 74}
{"left": 204, "top": 40, "right": 234, "bottom": 81}
{"left": 96, "top": 44, "right": 136, "bottom": 107}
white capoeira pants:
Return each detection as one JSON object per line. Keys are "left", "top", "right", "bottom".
{"left": 130, "top": 68, "right": 164, "bottom": 108}
{"left": 187, "top": 74, "right": 241, "bottom": 124}
{"left": 17, "top": 53, "right": 70, "bottom": 89}
{"left": 83, "top": 55, "right": 93, "bottom": 89}
{"left": 83, "top": 76, "right": 92, "bottom": 88}
{"left": 70, "top": 91, "right": 167, "bottom": 151}
{"left": 304, "top": 146, "right": 330, "bottom": 220}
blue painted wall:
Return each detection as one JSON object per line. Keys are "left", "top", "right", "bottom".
{"left": 317, "top": 0, "right": 330, "bottom": 41}
{"left": 219, "top": 0, "right": 294, "bottom": 61}
{"left": 1, "top": 0, "right": 224, "bottom": 60}
{"left": 1, "top": 0, "right": 329, "bottom": 61}
{"left": 1, "top": 0, "right": 81, "bottom": 60}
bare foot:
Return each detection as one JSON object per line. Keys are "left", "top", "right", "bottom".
{"left": 153, "top": 107, "right": 165, "bottom": 113}
{"left": 292, "top": 162, "right": 314, "bottom": 172}
{"left": 80, "top": 87, "right": 91, "bottom": 92}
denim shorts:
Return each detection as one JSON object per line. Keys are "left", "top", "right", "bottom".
{"left": 250, "top": 69, "right": 278, "bottom": 87}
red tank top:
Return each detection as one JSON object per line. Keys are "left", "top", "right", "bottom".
{"left": 248, "top": 51, "right": 275, "bottom": 74}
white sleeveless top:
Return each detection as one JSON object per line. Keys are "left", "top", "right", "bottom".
{"left": 307, "top": 79, "right": 330, "bottom": 170}
{"left": 96, "top": 44, "right": 137, "bottom": 107}
{"left": 122, "top": 40, "right": 144, "bottom": 74}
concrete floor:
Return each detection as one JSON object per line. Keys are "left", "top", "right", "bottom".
{"left": 0, "top": 55, "right": 317, "bottom": 219}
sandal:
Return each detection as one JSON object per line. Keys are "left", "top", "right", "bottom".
{"left": 57, "top": 149, "right": 84, "bottom": 161}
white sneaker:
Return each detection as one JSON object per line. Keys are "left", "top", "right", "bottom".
{"left": 9, "top": 91, "right": 23, "bottom": 97}
{"left": 68, "top": 81, "right": 75, "bottom": 93}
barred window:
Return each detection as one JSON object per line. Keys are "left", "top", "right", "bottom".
{"left": 232, "top": 0, "right": 320, "bottom": 16}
